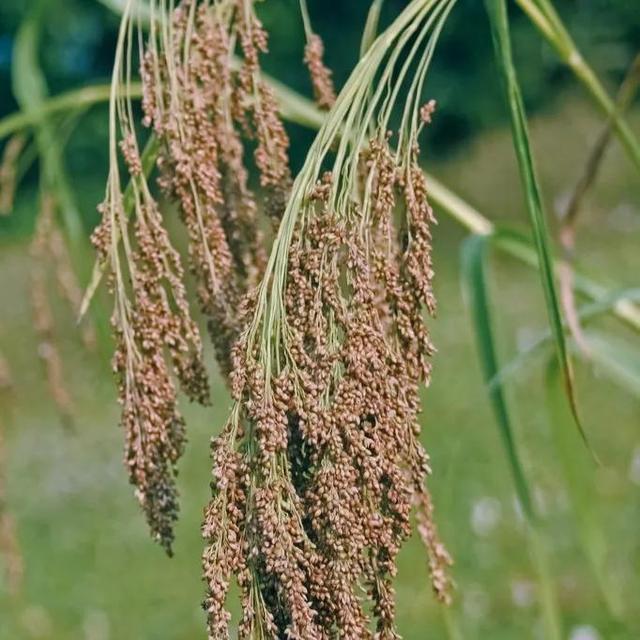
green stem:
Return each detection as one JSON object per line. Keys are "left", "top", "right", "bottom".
{"left": 53, "top": 78, "right": 634, "bottom": 332}
{"left": 0, "top": 76, "right": 635, "bottom": 333}
{"left": 0, "top": 84, "right": 141, "bottom": 141}
{"left": 527, "top": 524, "right": 564, "bottom": 640}
{"left": 515, "top": 0, "right": 640, "bottom": 172}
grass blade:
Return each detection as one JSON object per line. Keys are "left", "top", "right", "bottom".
{"left": 490, "top": 287, "right": 640, "bottom": 390}
{"left": 461, "top": 233, "right": 562, "bottom": 640}
{"left": 545, "top": 357, "right": 625, "bottom": 618}
{"left": 460, "top": 234, "right": 534, "bottom": 519}
{"left": 12, "top": 6, "right": 83, "bottom": 245}
{"left": 485, "top": 0, "right": 594, "bottom": 458}
{"left": 515, "top": 0, "right": 640, "bottom": 172}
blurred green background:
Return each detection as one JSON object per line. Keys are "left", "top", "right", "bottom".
{"left": 0, "top": 1, "right": 639, "bottom": 639}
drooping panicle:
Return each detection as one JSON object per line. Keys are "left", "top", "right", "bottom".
{"left": 202, "top": 0, "right": 455, "bottom": 636}
{"left": 92, "top": 0, "right": 298, "bottom": 551}
{"left": 96, "top": 130, "right": 211, "bottom": 551}
{"left": 95, "top": 0, "right": 455, "bottom": 632}
{"left": 91, "top": 0, "right": 214, "bottom": 550}
{"left": 30, "top": 194, "right": 77, "bottom": 428}
{"left": 304, "top": 34, "right": 337, "bottom": 110}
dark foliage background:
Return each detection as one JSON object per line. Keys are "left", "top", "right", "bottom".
{"left": 0, "top": 0, "right": 638, "bottom": 237}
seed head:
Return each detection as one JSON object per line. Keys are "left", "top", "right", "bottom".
{"left": 304, "top": 34, "right": 337, "bottom": 110}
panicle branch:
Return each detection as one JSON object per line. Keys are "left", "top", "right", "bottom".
{"left": 202, "top": 0, "right": 456, "bottom": 636}
{"left": 92, "top": 0, "right": 298, "bottom": 551}
{"left": 95, "top": 0, "right": 455, "bottom": 631}
{"left": 30, "top": 194, "right": 79, "bottom": 429}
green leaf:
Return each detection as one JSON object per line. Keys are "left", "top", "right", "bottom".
{"left": 545, "top": 357, "right": 626, "bottom": 619}
{"left": 485, "top": 0, "right": 594, "bottom": 459}
{"left": 460, "top": 234, "right": 534, "bottom": 520}
{"left": 13, "top": 4, "right": 83, "bottom": 245}
{"left": 490, "top": 288, "right": 640, "bottom": 390}
{"left": 461, "top": 232, "right": 562, "bottom": 640}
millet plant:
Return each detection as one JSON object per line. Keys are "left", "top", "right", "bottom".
{"left": 1, "top": 0, "right": 639, "bottom": 638}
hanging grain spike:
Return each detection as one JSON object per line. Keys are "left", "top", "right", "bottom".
{"left": 202, "top": 1, "right": 456, "bottom": 636}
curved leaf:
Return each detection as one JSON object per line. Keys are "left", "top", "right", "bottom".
{"left": 13, "top": 5, "right": 83, "bottom": 244}
{"left": 460, "top": 234, "right": 534, "bottom": 519}
{"left": 485, "top": 0, "right": 594, "bottom": 459}
{"left": 461, "top": 232, "right": 563, "bottom": 640}
{"left": 545, "top": 357, "right": 626, "bottom": 618}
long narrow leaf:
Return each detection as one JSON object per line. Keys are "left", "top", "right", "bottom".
{"left": 545, "top": 358, "right": 625, "bottom": 618}
{"left": 461, "top": 234, "right": 534, "bottom": 518}
{"left": 485, "top": 0, "right": 593, "bottom": 457}
{"left": 12, "top": 6, "right": 83, "bottom": 245}
{"left": 515, "top": 0, "right": 640, "bottom": 172}
{"left": 461, "top": 233, "right": 562, "bottom": 640}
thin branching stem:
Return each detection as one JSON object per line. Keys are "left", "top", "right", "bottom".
{"left": 515, "top": 0, "right": 640, "bottom": 172}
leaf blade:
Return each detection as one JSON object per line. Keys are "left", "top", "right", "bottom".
{"left": 460, "top": 234, "right": 534, "bottom": 520}
{"left": 545, "top": 357, "right": 625, "bottom": 618}
{"left": 461, "top": 233, "right": 563, "bottom": 640}
{"left": 12, "top": 4, "right": 83, "bottom": 245}
{"left": 485, "top": 0, "right": 594, "bottom": 459}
